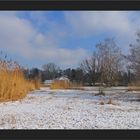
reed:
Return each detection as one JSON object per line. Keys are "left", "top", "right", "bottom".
{"left": 50, "top": 80, "right": 82, "bottom": 90}
{"left": 0, "top": 57, "right": 39, "bottom": 101}
{"left": 128, "top": 81, "right": 140, "bottom": 91}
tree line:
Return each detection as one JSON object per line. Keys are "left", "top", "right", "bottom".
{"left": 23, "top": 31, "right": 140, "bottom": 86}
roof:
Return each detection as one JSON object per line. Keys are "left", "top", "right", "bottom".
{"left": 55, "top": 76, "right": 69, "bottom": 81}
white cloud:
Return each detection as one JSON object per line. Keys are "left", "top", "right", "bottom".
{"left": 64, "top": 11, "right": 140, "bottom": 53}
{"left": 0, "top": 11, "right": 88, "bottom": 68}
{"left": 36, "top": 47, "right": 87, "bottom": 68}
{"left": 1, "top": 11, "right": 140, "bottom": 68}
{"left": 64, "top": 11, "right": 132, "bottom": 36}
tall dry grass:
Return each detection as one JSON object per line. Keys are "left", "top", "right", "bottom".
{"left": 0, "top": 58, "right": 40, "bottom": 102}
{"left": 128, "top": 81, "right": 140, "bottom": 91}
{"left": 50, "top": 80, "right": 70, "bottom": 89}
{"left": 50, "top": 80, "right": 83, "bottom": 90}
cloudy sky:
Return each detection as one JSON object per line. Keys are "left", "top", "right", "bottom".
{"left": 0, "top": 11, "right": 140, "bottom": 69}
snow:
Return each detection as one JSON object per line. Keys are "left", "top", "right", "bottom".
{"left": 0, "top": 86, "right": 140, "bottom": 129}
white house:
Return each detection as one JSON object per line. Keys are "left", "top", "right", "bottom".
{"left": 44, "top": 80, "right": 54, "bottom": 86}
{"left": 55, "top": 76, "right": 70, "bottom": 82}
{"left": 44, "top": 76, "right": 70, "bottom": 86}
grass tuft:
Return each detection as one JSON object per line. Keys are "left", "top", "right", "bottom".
{"left": 95, "top": 87, "right": 105, "bottom": 96}
{"left": 99, "top": 101, "right": 105, "bottom": 105}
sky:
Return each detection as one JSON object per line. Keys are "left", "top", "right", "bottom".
{"left": 0, "top": 11, "right": 140, "bottom": 69}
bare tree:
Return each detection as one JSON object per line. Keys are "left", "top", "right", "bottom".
{"left": 126, "top": 31, "right": 140, "bottom": 81}
{"left": 96, "top": 38, "right": 122, "bottom": 85}
{"left": 81, "top": 52, "right": 100, "bottom": 85}
{"left": 81, "top": 38, "right": 123, "bottom": 86}
{"left": 42, "top": 63, "right": 60, "bottom": 80}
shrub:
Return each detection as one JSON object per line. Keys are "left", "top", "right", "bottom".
{"left": 107, "top": 98, "right": 113, "bottom": 104}
{"left": 99, "top": 101, "right": 105, "bottom": 105}
{"left": 107, "top": 98, "right": 116, "bottom": 105}
{"left": 95, "top": 86, "right": 105, "bottom": 96}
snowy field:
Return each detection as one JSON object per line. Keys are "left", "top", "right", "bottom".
{"left": 0, "top": 86, "right": 140, "bottom": 129}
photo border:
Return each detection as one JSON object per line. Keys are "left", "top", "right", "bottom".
{"left": 0, "top": 0, "right": 140, "bottom": 140}
{"left": 0, "top": 1, "right": 139, "bottom": 10}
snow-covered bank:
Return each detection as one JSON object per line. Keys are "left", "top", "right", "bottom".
{"left": 0, "top": 87, "right": 140, "bottom": 129}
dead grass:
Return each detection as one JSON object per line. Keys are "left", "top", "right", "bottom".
{"left": 107, "top": 98, "right": 113, "bottom": 104}
{"left": 128, "top": 82, "right": 140, "bottom": 91}
{"left": 95, "top": 87, "right": 105, "bottom": 96}
{"left": 0, "top": 57, "right": 40, "bottom": 102}
{"left": 50, "top": 80, "right": 83, "bottom": 90}
{"left": 50, "top": 80, "right": 70, "bottom": 89}
{"left": 107, "top": 98, "right": 117, "bottom": 105}
{"left": 128, "top": 86, "right": 140, "bottom": 91}
{"left": 99, "top": 101, "right": 105, "bottom": 105}
{"left": 32, "top": 79, "right": 40, "bottom": 90}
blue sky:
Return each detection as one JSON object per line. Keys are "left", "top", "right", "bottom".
{"left": 0, "top": 11, "right": 140, "bottom": 69}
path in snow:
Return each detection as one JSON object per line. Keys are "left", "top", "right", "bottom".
{"left": 0, "top": 87, "right": 140, "bottom": 129}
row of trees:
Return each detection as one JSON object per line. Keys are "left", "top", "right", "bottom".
{"left": 23, "top": 31, "right": 140, "bottom": 86}
{"left": 23, "top": 63, "right": 84, "bottom": 84}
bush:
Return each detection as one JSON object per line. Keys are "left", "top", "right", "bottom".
{"left": 95, "top": 86, "right": 105, "bottom": 96}
{"left": 99, "top": 101, "right": 105, "bottom": 105}
{"left": 107, "top": 98, "right": 117, "bottom": 105}
{"left": 107, "top": 98, "right": 113, "bottom": 104}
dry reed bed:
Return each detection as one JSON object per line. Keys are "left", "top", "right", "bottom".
{"left": 128, "top": 82, "right": 140, "bottom": 91}
{"left": 0, "top": 58, "right": 40, "bottom": 102}
{"left": 50, "top": 80, "right": 83, "bottom": 90}
{"left": 128, "top": 86, "right": 140, "bottom": 91}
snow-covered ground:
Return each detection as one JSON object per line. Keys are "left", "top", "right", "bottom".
{"left": 0, "top": 86, "right": 140, "bottom": 129}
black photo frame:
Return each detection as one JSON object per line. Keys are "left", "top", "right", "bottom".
{"left": 0, "top": 0, "right": 140, "bottom": 140}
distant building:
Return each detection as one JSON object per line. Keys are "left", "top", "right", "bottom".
{"left": 44, "top": 76, "right": 70, "bottom": 87}
{"left": 95, "top": 82, "right": 106, "bottom": 86}
{"left": 55, "top": 76, "right": 70, "bottom": 82}
{"left": 49, "top": 76, "right": 70, "bottom": 89}
{"left": 44, "top": 80, "right": 54, "bottom": 86}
